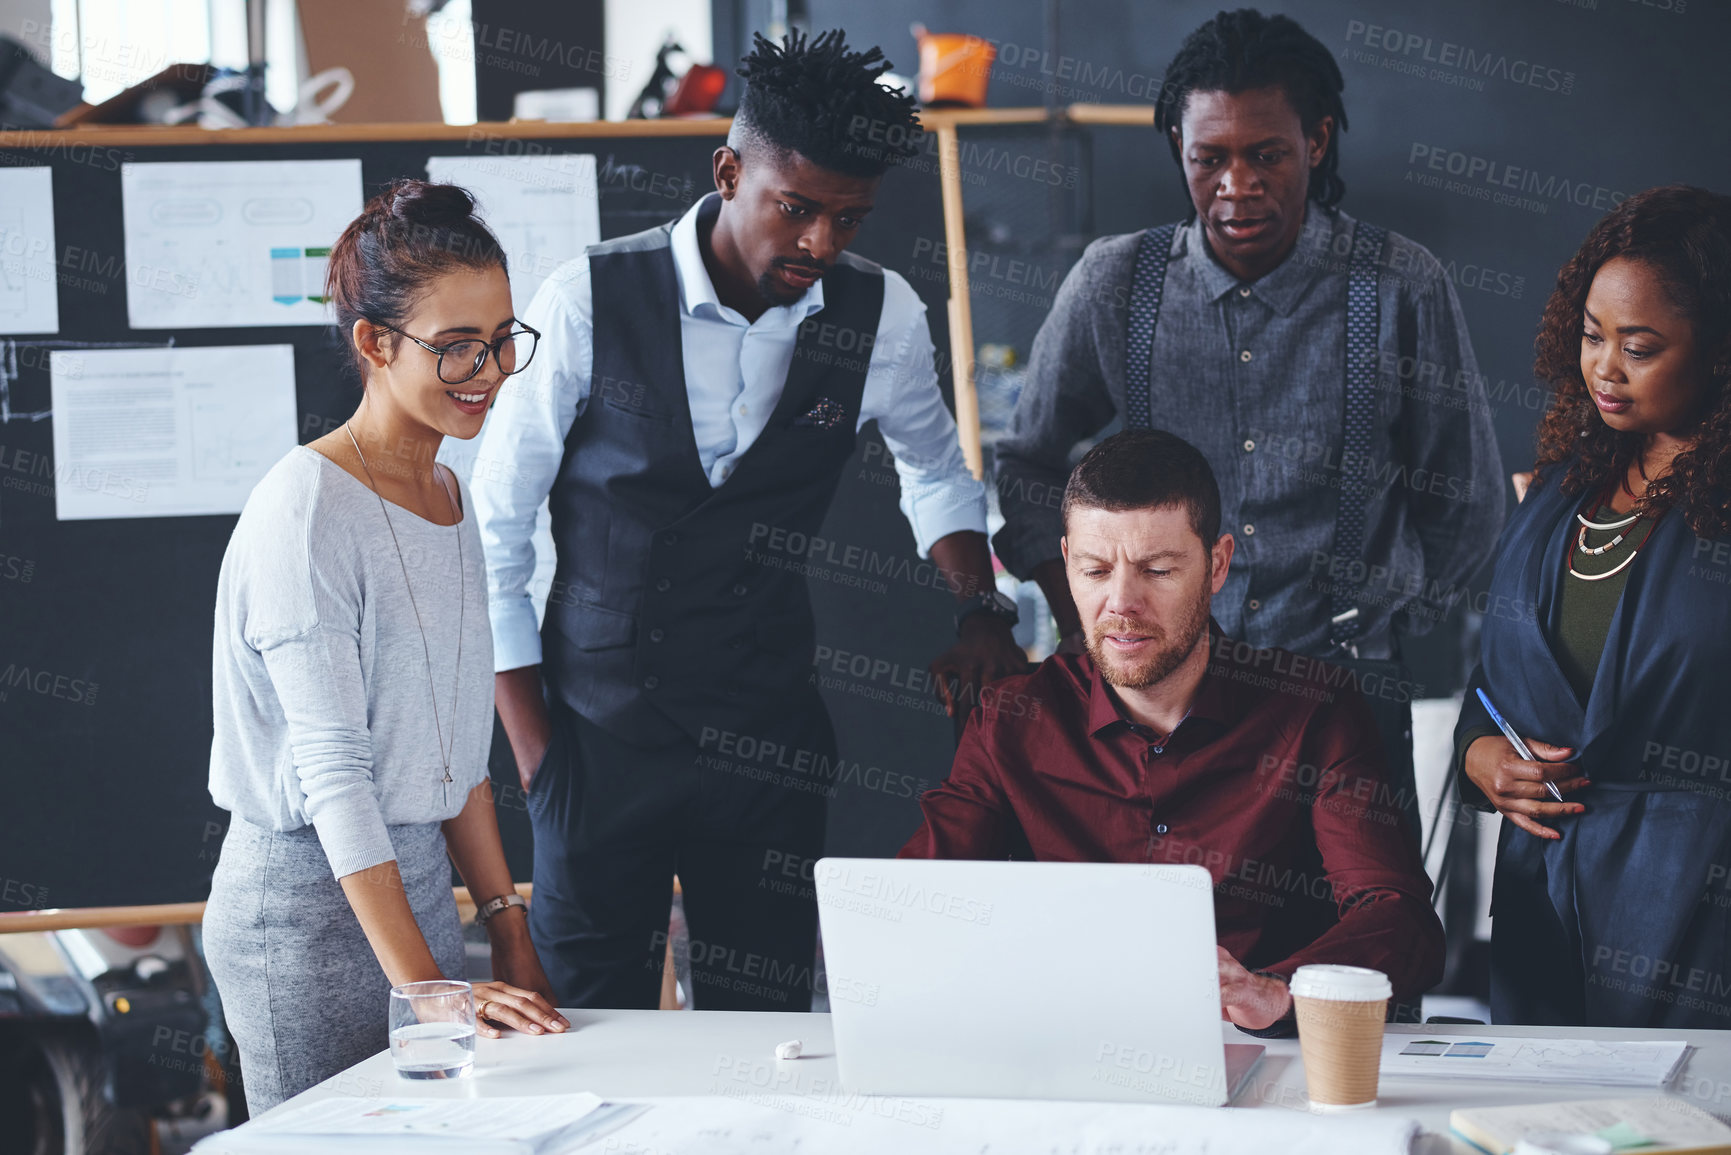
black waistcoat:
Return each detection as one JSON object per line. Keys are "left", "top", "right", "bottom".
{"left": 542, "top": 220, "right": 884, "bottom": 747}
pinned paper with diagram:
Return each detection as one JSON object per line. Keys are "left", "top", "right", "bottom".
{"left": 121, "top": 160, "right": 363, "bottom": 329}
{"left": 0, "top": 167, "right": 60, "bottom": 335}
{"left": 49, "top": 344, "right": 297, "bottom": 520}
{"left": 424, "top": 154, "right": 600, "bottom": 311}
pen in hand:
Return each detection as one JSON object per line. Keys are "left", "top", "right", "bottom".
{"left": 1476, "top": 687, "right": 1565, "bottom": 802}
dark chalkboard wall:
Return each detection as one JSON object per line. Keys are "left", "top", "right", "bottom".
{"left": 0, "top": 123, "right": 968, "bottom": 909}
{"left": 732, "top": 0, "right": 1731, "bottom": 681}
{"left": 7, "top": 0, "right": 1729, "bottom": 909}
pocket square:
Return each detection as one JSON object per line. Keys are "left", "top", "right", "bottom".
{"left": 792, "top": 397, "right": 847, "bottom": 429}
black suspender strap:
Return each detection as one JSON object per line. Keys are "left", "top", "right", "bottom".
{"left": 1122, "top": 222, "right": 1178, "bottom": 431}
{"left": 1330, "top": 221, "right": 1388, "bottom": 653}
{"left": 1124, "top": 216, "right": 1388, "bottom": 653}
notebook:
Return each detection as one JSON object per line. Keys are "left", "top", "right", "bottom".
{"left": 1451, "top": 1096, "right": 1731, "bottom": 1155}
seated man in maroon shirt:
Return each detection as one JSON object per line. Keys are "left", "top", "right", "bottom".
{"left": 901, "top": 429, "right": 1443, "bottom": 1034}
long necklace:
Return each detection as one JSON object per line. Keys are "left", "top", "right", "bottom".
{"left": 1567, "top": 535, "right": 1645, "bottom": 581}
{"left": 1566, "top": 480, "right": 1655, "bottom": 583}
{"left": 1574, "top": 518, "right": 1634, "bottom": 556}
{"left": 345, "top": 423, "right": 464, "bottom": 789}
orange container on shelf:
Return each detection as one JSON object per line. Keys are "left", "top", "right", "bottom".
{"left": 913, "top": 25, "right": 995, "bottom": 108}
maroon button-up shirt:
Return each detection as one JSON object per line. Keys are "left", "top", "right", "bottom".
{"left": 900, "top": 630, "right": 1444, "bottom": 1001}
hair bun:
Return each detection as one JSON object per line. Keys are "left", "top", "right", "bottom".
{"left": 375, "top": 178, "right": 478, "bottom": 231}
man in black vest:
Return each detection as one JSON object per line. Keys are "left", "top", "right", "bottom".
{"left": 471, "top": 30, "right": 1025, "bottom": 1010}
{"left": 993, "top": 10, "right": 1505, "bottom": 836}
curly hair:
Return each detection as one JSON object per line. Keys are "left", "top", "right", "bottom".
{"left": 1153, "top": 9, "right": 1348, "bottom": 208}
{"left": 732, "top": 29, "right": 920, "bottom": 178}
{"left": 1532, "top": 184, "right": 1731, "bottom": 538}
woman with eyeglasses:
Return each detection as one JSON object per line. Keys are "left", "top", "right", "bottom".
{"left": 1454, "top": 185, "right": 1731, "bottom": 1028}
{"left": 203, "top": 180, "right": 564, "bottom": 1114}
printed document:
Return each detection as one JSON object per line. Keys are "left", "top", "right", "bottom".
{"left": 0, "top": 167, "right": 59, "bottom": 335}
{"left": 191, "top": 1093, "right": 630, "bottom": 1154}
{"left": 1382, "top": 1035, "right": 1689, "bottom": 1086}
{"left": 49, "top": 345, "right": 296, "bottom": 519}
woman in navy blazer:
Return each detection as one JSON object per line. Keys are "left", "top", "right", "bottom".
{"left": 1456, "top": 185, "right": 1731, "bottom": 1028}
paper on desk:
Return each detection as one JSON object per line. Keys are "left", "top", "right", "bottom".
{"left": 599, "top": 1094, "right": 1420, "bottom": 1155}
{"left": 424, "top": 154, "right": 600, "bottom": 313}
{"left": 1381, "top": 1035, "right": 1690, "bottom": 1086}
{"left": 121, "top": 158, "right": 362, "bottom": 329}
{"left": 193, "top": 1093, "right": 629, "bottom": 1154}
{"left": 48, "top": 345, "right": 297, "bottom": 520}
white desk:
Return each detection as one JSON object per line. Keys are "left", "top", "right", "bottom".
{"left": 244, "top": 1012, "right": 1731, "bottom": 1153}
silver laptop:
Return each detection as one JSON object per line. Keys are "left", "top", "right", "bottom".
{"left": 814, "top": 858, "right": 1263, "bottom": 1106}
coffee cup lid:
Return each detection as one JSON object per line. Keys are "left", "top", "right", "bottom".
{"left": 1290, "top": 964, "right": 1392, "bottom": 1001}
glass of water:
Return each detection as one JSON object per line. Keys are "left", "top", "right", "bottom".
{"left": 389, "top": 979, "right": 477, "bottom": 1080}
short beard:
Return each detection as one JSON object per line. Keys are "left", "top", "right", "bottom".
{"left": 755, "top": 270, "right": 804, "bottom": 306}
{"left": 755, "top": 259, "right": 826, "bottom": 308}
{"left": 1086, "top": 581, "right": 1212, "bottom": 691}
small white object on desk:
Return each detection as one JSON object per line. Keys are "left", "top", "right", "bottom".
{"left": 774, "top": 1039, "right": 802, "bottom": 1060}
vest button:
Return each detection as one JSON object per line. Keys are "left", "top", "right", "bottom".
{"left": 655, "top": 578, "right": 672, "bottom": 592}
{"left": 649, "top": 628, "right": 665, "bottom": 643}
{"left": 732, "top": 583, "right": 748, "bottom": 596}
{"left": 662, "top": 532, "right": 678, "bottom": 546}
{"left": 643, "top": 675, "right": 660, "bottom": 690}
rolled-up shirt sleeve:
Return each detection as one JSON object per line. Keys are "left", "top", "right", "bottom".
{"left": 471, "top": 258, "right": 592, "bottom": 672}
{"left": 861, "top": 272, "right": 987, "bottom": 558}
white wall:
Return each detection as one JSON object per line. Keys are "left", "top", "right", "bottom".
{"left": 603, "top": 0, "right": 709, "bottom": 122}
{"left": 0, "top": 0, "right": 52, "bottom": 51}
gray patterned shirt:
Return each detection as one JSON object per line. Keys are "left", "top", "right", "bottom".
{"left": 993, "top": 204, "right": 1505, "bottom": 659}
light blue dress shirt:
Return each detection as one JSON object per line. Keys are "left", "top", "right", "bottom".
{"left": 471, "top": 193, "right": 989, "bottom": 674}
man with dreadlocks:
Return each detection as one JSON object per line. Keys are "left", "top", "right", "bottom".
{"left": 471, "top": 30, "right": 1023, "bottom": 1010}
{"left": 995, "top": 9, "right": 1504, "bottom": 838}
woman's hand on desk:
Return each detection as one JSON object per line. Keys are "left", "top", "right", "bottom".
{"left": 1216, "top": 947, "right": 1292, "bottom": 1031}
{"left": 476, "top": 907, "right": 568, "bottom": 1038}
{"left": 1463, "top": 735, "right": 1588, "bottom": 840}
{"left": 471, "top": 978, "right": 567, "bottom": 1038}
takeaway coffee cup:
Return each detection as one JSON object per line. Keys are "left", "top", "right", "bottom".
{"left": 1291, "top": 964, "right": 1392, "bottom": 1111}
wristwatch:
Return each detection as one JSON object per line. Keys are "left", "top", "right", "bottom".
{"left": 474, "top": 892, "right": 528, "bottom": 926}
{"left": 954, "top": 589, "right": 1020, "bottom": 636}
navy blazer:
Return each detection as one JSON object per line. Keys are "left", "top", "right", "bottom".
{"left": 1457, "top": 459, "right": 1731, "bottom": 1027}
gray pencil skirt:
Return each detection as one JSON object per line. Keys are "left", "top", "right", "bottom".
{"left": 202, "top": 818, "right": 466, "bottom": 1116}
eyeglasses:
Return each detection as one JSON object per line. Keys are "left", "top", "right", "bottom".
{"left": 376, "top": 321, "right": 541, "bottom": 385}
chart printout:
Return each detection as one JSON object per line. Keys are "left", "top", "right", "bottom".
{"left": 424, "top": 154, "right": 601, "bottom": 312}
{"left": 121, "top": 160, "right": 363, "bottom": 329}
